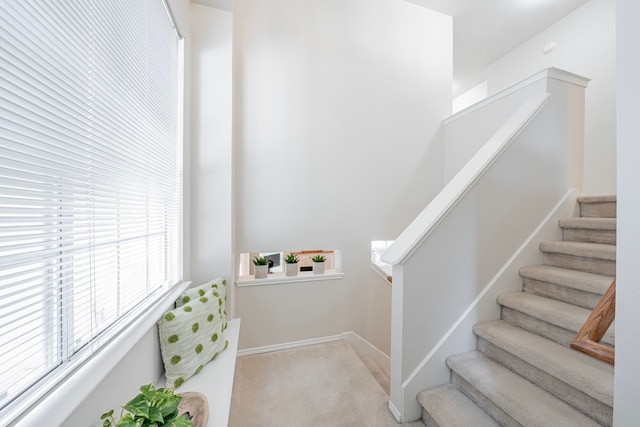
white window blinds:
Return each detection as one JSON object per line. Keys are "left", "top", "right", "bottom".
{"left": 0, "top": 0, "right": 182, "bottom": 419}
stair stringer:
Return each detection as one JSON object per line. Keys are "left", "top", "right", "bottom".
{"left": 392, "top": 190, "right": 579, "bottom": 422}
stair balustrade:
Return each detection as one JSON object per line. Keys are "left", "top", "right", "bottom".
{"left": 571, "top": 278, "right": 616, "bottom": 364}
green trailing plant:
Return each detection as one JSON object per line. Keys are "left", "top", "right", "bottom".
{"left": 311, "top": 255, "right": 326, "bottom": 263}
{"left": 100, "top": 383, "right": 193, "bottom": 427}
{"left": 285, "top": 253, "right": 299, "bottom": 264}
{"left": 252, "top": 256, "right": 268, "bottom": 266}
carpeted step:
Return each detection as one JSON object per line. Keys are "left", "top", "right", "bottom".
{"left": 474, "top": 320, "right": 613, "bottom": 426}
{"left": 559, "top": 217, "right": 616, "bottom": 245}
{"left": 417, "top": 384, "right": 499, "bottom": 427}
{"left": 497, "top": 292, "right": 615, "bottom": 347}
{"left": 578, "top": 195, "right": 616, "bottom": 218}
{"left": 519, "top": 265, "right": 612, "bottom": 310}
{"left": 540, "top": 240, "right": 616, "bottom": 276}
{"left": 446, "top": 351, "right": 602, "bottom": 427}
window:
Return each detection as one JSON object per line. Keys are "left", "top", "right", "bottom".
{"left": 0, "top": 0, "right": 182, "bottom": 420}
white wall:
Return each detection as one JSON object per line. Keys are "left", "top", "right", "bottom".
{"left": 613, "top": 0, "right": 640, "bottom": 423}
{"left": 486, "top": 0, "right": 616, "bottom": 194}
{"left": 452, "top": 81, "right": 487, "bottom": 114}
{"left": 231, "top": 0, "right": 452, "bottom": 352}
{"left": 190, "top": 4, "right": 234, "bottom": 286}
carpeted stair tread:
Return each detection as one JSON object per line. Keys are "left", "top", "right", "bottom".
{"left": 559, "top": 217, "right": 616, "bottom": 230}
{"left": 446, "top": 351, "right": 601, "bottom": 427}
{"left": 577, "top": 195, "right": 617, "bottom": 204}
{"left": 540, "top": 241, "right": 616, "bottom": 276}
{"left": 497, "top": 292, "right": 615, "bottom": 346}
{"left": 539, "top": 240, "right": 616, "bottom": 260}
{"left": 559, "top": 217, "right": 616, "bottom": 244}
{"left": 519, "top": 265, "right": 612, "bottom": 310}
{"left": 417, "top": 384, "right": 499, "bottom": 427}
{"left": 577, "top": 195, "right": 616, "bottom": 218}
{"left": 519, "top": 265, "right": 611, "bottom": 295}
{"left": 473, "top": 320, "right": 614, "bottom": 407}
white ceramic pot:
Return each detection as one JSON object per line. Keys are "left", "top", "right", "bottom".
{"left": 285, "top": 262, "right": 298, "bottom": 276}
{"left": 254, "top": 264, "right": 269, "bottom": 279}
{"left": 313, "top": 261, "right": 325, "bottom": 274}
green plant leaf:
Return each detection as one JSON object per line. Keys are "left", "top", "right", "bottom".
{"left": 172, "top": 414, "right": 195, "bottom": 427}
{"left": 123, "top": 394, "right": 150, "bottom": 418}
{"left": 157, "top": 394, "right": 182, "bottom": 418}
{"left": 101, "top": 409, "right": 114, "bottom": 420}
{"left": 147, "top": 406, "right": 165, "bottom": 424}
{"left": 161, "top": 409, "right": 178, "bottom": 424}
{"left": 115, "top": 414, "right": 138, "bottom": 427}
{"left": 139, "top": 383, "right": 154, "bottom": 396}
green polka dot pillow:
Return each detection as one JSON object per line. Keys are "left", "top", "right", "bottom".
{"left": 157, "top": 292, "right": 227, "bottom": 388}
{"left": 176, "top": 277, "right": 227, "bottom": 310}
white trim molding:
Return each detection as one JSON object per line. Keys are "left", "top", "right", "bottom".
{"left": 237, "top": 335, "right": 343, "bottom": 357}
{"left": 235, "top": 271, "right": 344, "bottom": 287}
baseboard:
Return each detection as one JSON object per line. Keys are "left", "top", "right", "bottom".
{"left": 388, "top": 401, "right": 402, "bottom": 423}
{"left": 341, "top": 331, "right": 390, "bottom": 374}
{"left": 237, "top": 335, "right": 343, "bottom": 357}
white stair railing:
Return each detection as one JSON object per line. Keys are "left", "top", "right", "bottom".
{"left": 382, "top": 68, "right": 590, "bottom": 422}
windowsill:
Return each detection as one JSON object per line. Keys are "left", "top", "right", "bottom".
{"left": 235, "top": 270, "right": 345, "bottom": 287}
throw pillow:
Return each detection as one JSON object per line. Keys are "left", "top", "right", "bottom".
{"left": 176, "top": 277, "right": 227, "bottom": 308}
{"left": 158, "top": 293, "right": 227, "bottom": 389}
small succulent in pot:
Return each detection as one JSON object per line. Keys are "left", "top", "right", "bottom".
{"left": 252, "top": 256, "right": 269, "bottom": 278}
{"left": 285, "top": 253, "right": 299, "bottom": 276}
{"left": 285, "top": 253, "right": 299, "bottom": 264}
{"left": 252, "top": 256, "right": 268, "bottom": 265}
{"left": 312, "top": 254, "right": 326, "bottom": 274}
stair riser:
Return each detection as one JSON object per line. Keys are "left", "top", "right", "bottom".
{"left": 562, "top": 228, "right": 616, "bottom": 245}
{"left": 543, "top": 253, "right": 616, "bottom": 276}
{"left": 476, "top": 337, "right": 613, "bottom": 426}
{"left": 580, "top": 202, "right": 616, "bottom": 218}
{"left": 449, "top": 372, "right": 520, "bottom": 427}
{"left": 523, "top": 278, "right": 602, "bottom": 310}
{"left": 501, "top": 307, "right": 579, "bottom": 347}
{"left": 421, "top": 408, "right": 441, "bottom": 427}
{"left": 501, "top": 306, "right": 615, "bottom": 347}
{"left": 418, "top": 385, "right": 501, "bottom": 427}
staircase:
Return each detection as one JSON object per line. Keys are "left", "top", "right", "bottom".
{"left": 417, "top": 195, "right": 616, "bottom": 427}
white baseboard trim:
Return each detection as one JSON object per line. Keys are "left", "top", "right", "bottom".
{"left": 388, "top": 401, "right": 402, "bottom": 422}
{"left": 341, "top": 331, "right": 390, "bottom": 374}
{"left": 237, "top": 334, "right": 343, "bottom": 357}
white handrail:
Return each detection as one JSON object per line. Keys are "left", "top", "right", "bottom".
{"left": 382, "top": 92, "right": 550, "bottom": 266}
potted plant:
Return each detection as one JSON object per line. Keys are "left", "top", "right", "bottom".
{"left": 311, "top": 254, "right": 326, "bottom": 275}
{"left": 101, "top": 383, "right": 193, "bottom": 427}
{"left": 252, "top": 256, "right": 269, "bottom": 279}
{"left": 284, "top": 253, "right": 299, "bottom": 276}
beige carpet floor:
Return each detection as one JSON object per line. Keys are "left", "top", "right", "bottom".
{"left": 229, "top": 340, "right": 425, "bottom": 427}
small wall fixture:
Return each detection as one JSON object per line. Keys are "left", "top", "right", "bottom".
{"left": 543, "top": 41, "right": 557, "bottom": 55}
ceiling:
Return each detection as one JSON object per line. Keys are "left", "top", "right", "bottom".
{"left": 405, "top": 0, "right": 591, "bottom": 96}
{"left": 193, "top": 0, "right": 592, "bottom": 96}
